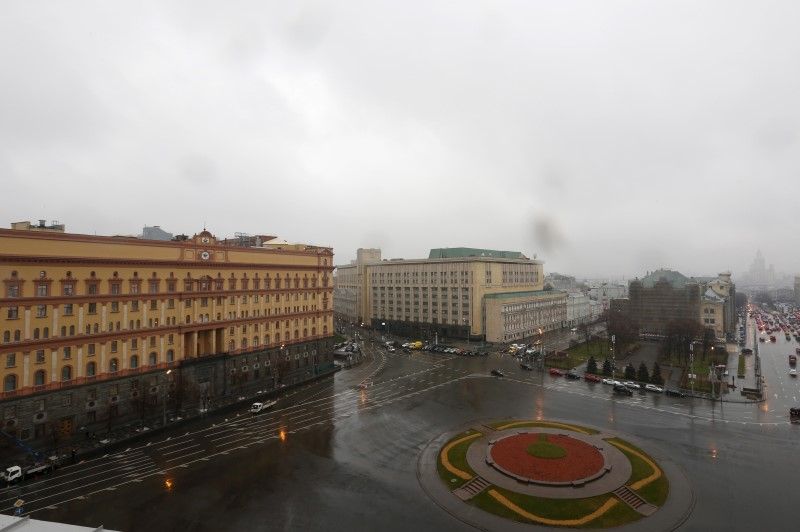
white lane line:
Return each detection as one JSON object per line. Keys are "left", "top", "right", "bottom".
{"left": 164, "top": 449, "right": 206, "bottom": 463}
{"left": 160, "top": 443, "right": 200, "bottom": 457}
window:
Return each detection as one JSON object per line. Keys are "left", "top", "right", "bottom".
{"left": 35, "top": 350, "right": 45, "bottom": 363}
{"left": 130, "top": 355, "right": 139, "bottom": 369}
{"left": 150, "top": 300, "right": 157, "bottom": 311}
{"left": 109, "top": 358, "right": 119, "bottom": 372}
{"left": 185, "top": 299, "right": 192, "bottom": 309}
{"left": 111, "top": 301, "right": 119, "bottom": 312}
{"left": 61, "top": 366, "right": 72, "bottom": 381}
{"left": 167, "top": 280, "right": 176, "bottom": 292}
{"left": 168, "top": 334, "right": 174, "bottom": 345}
{"left": 34, "top": 370, "right": 46, "bottom": 386}
{"left": 7, "top": 306, "right": 19, "bottom": 319}
{"left": 5, "top": 353, "right": 15, "bottom": 368}
{"left": 36, "top": 305, "right": 47, "bottom": 318}
{"left": 130, "top": 301, "right": 139, "bottom": 312}
{"left": 88, "top": 302, "right": 97, "bottom": 314}
{"left": 86, "top": 361, "right": 96, "bottom": 377}
{"left": 3, "top": 374, "right": 16, "bottom": 392}
{"left": 166, "top": 349, "right": 174, "bottom": 362}
{"left": 148, "top": 352, "right": 157, "bottom": 365}
{"left": 110, "top": 282, "right": 121, "bottom": 295}
{"left": 131, "top": 338, "right": 138, "bottom": 349}
{"left": 111, "top": 341, "right": 118, "bottom": 353}
{"left": 62, "top": 282, "right": 75, "bottom": 296}
{"left": 87, "top": 282, "right": 99, "bottom": 295}
{"left": 6, "top": 283, "right": 20, "bottom": 298}
{"left": 64, "top": 303, "right": 74, "bottom": 316}
{"left": 36, "top": 283, "right": 49, "bottom": 297}
{"left": 63, "top": 347, "right": 72, "bottom": 359}
{"left": 149, "top": 281, "right": 159, "bottom": 294}
{"left": 168, "top": 299, "right": 175, "bottom": 309}
{"left": 88, "top": 343, "right": 96, "bottom": 356}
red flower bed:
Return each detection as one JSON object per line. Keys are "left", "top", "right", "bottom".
{"left": 490, "top": 433, "right": 603, "bottom": 483}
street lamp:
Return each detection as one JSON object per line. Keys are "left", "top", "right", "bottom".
{"left": 162, "top": 369, "right": 172, "bottom": 427}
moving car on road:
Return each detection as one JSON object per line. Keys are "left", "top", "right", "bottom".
{"left": 613, "top": 384, "right": 633, "bottom": 396}
{"left": 790, "top": 368, "right": 797, "bottom": 377}
{"left": 519, "top": 363, "right": 533, "bottom": 371}
{"left": 491, "top": 369, "right": 505, "bottom": 377}
{"left": 623, "top": 381, "right": 641, "bottom": 390}
{"left": 250, "top": 400, "right": 277, "bottom": 414}
{"left": 665, "top": 388, "right": 686, "bottom": 397}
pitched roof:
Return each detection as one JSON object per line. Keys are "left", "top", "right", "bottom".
{"left": 639, "top": 269, "right": 691, "bottom": 289}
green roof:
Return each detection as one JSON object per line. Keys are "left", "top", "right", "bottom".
{"left": 639, "top": 269, "right": 691, "bottom": 289}
{"left": 428, "top": 247, "right": 527, "bottom": 260}
{"left": 484, "top": 290, "right": 566, "bottom": 300}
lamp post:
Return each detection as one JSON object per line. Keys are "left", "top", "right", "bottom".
{"left": 611, "top": 334, "right": 616, "bottom": 380}
{"left": 689, "top": 342, "right": 694, "bottom": 396}
{"left": 464, "top": 318, "right": 470, "bottom": 346}
{"left": 162, "top": 369, "right": 172, "bottom": 427}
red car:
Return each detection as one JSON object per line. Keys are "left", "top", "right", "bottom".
{"left": 584, "top": 373, "right": 603, "bottom": 383}
{"left": 549, "top": 368, "right": 564, "bottom": 376}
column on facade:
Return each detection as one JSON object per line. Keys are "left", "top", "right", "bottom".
{"left": 77, "top": 347, "right": 83, "bottom": 377}
{"left": 192, "top": 330, "right": 199, "bottom": 358}
{"left": 24, "top": 307, "right": 31, "bottom": 340}
{"left": 22, "top": 352, "right": 30, "bottom": 387}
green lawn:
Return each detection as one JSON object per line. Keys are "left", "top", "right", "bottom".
{"left": 436, "top": 430, "right": 479, "bottom": 489}
{"left": 471, "top": 487, "right": 642, "bottom": 528}
{"left": 606, "top": 438, "right": 669, "bottom": 506}
{"left": 527, "top": 434, "right": 566, "bottom": 458}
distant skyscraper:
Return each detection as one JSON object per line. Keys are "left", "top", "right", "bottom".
{"left": 141, "top": 225, "right": 173, "bottom": 241}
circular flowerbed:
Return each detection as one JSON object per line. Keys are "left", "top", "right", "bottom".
{"left": 490, "top": 432, "right": 603, "bottom": 483}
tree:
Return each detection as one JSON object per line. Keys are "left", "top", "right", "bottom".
{"left": 602, "top": 358, "right": 613, "bottom": 376}
{"left": 587, "top": 356, "right": 598, "bottom": 375}
{"left": 702, "top": 327, "right": 715, "bottom": 358}
{"left": 637, "top": 361, "right": 650, "bottom": 383}
{"left": 651, "top": 362, "right": 664, "bottom": 385}
{"left": 624, "top": 363, "right": 636, "bottom": 380}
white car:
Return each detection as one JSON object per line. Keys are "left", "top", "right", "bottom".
{"left": 645, "top": 384, "right": 663, "bottom": 393}
{"left": 790, "top": 368, "right": 797, "bottom": 377}
{"left": 602, "top": 378, "right": 614, "bottom": 385}
{"left": 623, "top": 381, "right": 641, "bottom": 390}
{"left": 250, "top": 400, "right": 276, "bottom": 414}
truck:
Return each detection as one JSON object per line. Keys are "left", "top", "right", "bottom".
{"left": 2, "top": 458, "right": 57, "bottom": 485}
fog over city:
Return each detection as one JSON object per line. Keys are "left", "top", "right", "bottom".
{"left": 2, "top": 1, "right": 800, "bottom": 278}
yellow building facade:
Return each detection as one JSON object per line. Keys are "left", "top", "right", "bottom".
{"left": 0, "top": 227, "right": 335, "bottom": 443}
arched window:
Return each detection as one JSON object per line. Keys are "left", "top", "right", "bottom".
{"left": 61, "top": 366, "right": 72, "bottom": 381}
{"left": 2, "top": 331, "right": 8, "bottom": 343}
{"left": 93, "top": 323, "right": 99, "bottom": 333}
{"left": 109, "top": 358, "right": 119, "bottom": 373}
{"left": 3, "top": 374, "right": 17, "bottom": 392}
{"left": 34, "top": 370, "right": 46, "bottom": 386}
{"left": 13, "top": 330, "right": 20, "bottom": 342}
{"left": 166, "top": 349, "right": 174, "bottom": 363}
{"left": 294, "top": 330, "right": 299, "bottom": 339}
{"left": 43, "top": 327, "right": 49, "bottom": 338}
{"left": 303, "top": 328, "right": 307, "bottom": 337}
{"left": 60, "top": 326, "right": 67, "bottom": 337}
{"left": 253, "top": 336, "right": 259, "bottom": 346}
{"left": 69, "top": 325, "right": 75, "bottom": 336}
{"left": 130, "top": 355, "right": 139, "bottom": 369}
{"left": 33, "top": 328, "right": 40, "bottom": 340}
{"left": 312, "top": 327, "right": 316, "bottom": 336}
{"left": 241, "top": 338, "right": 248, "bottom": 349}
{"left": 264, "top": 334, "right": 270, "bottom": 345}
{"left": 86, "top": 361, "right": 97, "bottom": 377}
{"left": 275, "top": 332, "right": 281, "bottom": 342}
{"left": 228, "top": 340, "right": 235, "bottom": 352}
{"left": 85, "top": 325, "right": 91, "bottom": 334}
{"left": 323, "top": 325, "right": 328, "bottom": 335}
{"left": 148, "top": 352, "right": 157, "bottom": 366}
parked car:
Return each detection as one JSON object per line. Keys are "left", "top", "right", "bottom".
{"left": 623, "top": 381, "right": 641, "bottom": 390}
{"left": 644, "top": 384, "right": 663, "bottom": 393}
{"left": 520, "top": 363, "right": 533, "bottom": 371}
{"left": 602, "top": 378, "right": 615, "bottom": 385}
{"left": 665, "top": 388, "right": 686, "bottom": 397}
{"left": 584, "top": 374, "right": 603, "bottom": 383}
{"left": 491, "top": 369, "right": 505, "bottom": 377}
{"left": 565, "top": 370, "right": 581, "bottom": 380}
{"left": 613, "top": 384, "right": 633, "bottom": 396}
{"left": 548, "top": 368, "right": 564, "bottom": 376}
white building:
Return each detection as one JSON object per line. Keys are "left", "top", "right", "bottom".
{"left": 566, "top": 292, "right": 592, "bottom": 327}
{"left": 587, "top": 282, "right": 627, "bottom": 312}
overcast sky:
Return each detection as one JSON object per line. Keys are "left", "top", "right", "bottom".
{"left": 2, "top": 1, "right": 799, "bottom": 279}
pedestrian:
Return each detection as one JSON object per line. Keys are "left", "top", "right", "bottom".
{"left": 71, "top": 448, "right": 77, "bottom": 464}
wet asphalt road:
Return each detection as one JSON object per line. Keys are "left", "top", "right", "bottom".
{"left": 2, "top": 341, "right": 798, "bottom": 532}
